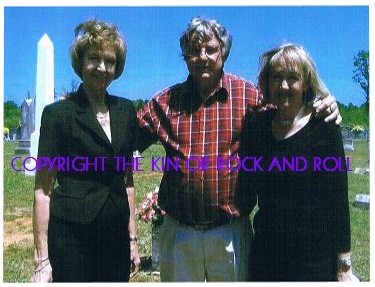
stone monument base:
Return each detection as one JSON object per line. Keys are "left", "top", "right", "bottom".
{"left": 14, "top": 140, "right": 31, "bottom": 155}
{"left": 24, "top": 132, "right": 40, "bottom": 176}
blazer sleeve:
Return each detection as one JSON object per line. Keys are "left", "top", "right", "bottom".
{"left": 312, "top": 121, "right": 351, "bottom": 253}
{"left": 37, "top": 104, "right": 61, "bottom": 159}
{"left": 236, "top": 109, "right": 262, "bottom": 216}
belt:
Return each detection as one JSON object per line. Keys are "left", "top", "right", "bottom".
{"left": 183, "top": 217, "right": 234, "bottom": 231}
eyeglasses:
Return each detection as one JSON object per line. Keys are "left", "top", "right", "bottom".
{"left": 187, "top": 44, "right": 221, "bottom": 59}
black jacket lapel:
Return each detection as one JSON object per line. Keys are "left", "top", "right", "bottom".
{"left": 73, "top": 85, "right": 112, "bottom": 148}
{"left": 108, "top": 96, "right": 126, "bottom": 155}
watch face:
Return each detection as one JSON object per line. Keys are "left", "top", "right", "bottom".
{"left": 338, "top": 258, "right": 352, "bottom": 272}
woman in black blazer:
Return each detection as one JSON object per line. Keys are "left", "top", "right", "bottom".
{"left": 32, "top": 19, "right": 140, "bottom": 282}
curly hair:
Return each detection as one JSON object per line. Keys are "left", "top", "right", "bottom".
{"left": 180, "top": 17, "right": 232, "bottom": 62}
{"left": 70, "top": 19, "right": 127, "bottom": 80}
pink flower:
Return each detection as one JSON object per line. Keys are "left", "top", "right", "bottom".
{"left": 137, "top": 187, "right": 165, "bottom": 225}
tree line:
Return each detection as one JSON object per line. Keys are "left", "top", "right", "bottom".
{"left": 4, "top": 50, "right": 369, "bottom": 129}
{"left": 3, "top": 98, "right": 369, "bottom": 130}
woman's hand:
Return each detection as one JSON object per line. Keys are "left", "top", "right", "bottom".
{"left": 336, "top": 253, "right": 359, "bottom": 282}
{"left": 337, "top": 269, "right": 360, "bottom": 282}
{"left": 31, "top": 258, "right": 52, "bottom": 283}
{"left": 130, "top": 241, "right": 141, "bottom": 278}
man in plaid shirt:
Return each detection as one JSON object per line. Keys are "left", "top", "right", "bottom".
{"left": 137, "top": 17, "right": 340, "bottom": 281}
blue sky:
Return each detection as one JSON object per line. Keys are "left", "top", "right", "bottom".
{"left": 3, "top": 6, "right": 369, "bottom": 107}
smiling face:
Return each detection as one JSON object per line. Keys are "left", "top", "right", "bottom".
{"left": 269, "top": 57, "right": 306, "bottom": 119}
{"left": 81, "top": 45, "right": 117, "bottom": 97}
{"left": 185, "top": 35, "right": 223, "bottom": 94}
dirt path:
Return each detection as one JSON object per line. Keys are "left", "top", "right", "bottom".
{"left": 3, "top": 217, "right": 33, "bottom": 247}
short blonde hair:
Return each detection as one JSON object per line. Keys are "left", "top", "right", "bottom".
{"left": 258, "top": 43, "right": 330, "bottom": 105}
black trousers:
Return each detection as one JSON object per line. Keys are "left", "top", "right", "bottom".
{"left": 250, "top": 235, "right": 336, "bottom": 281}
{"left": 48, "top": 195, "right": 130, "bottom": 282}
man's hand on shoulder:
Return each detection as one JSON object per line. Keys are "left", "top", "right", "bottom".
{"left": 313, "top": 95, "right": 342, "bottom": 125}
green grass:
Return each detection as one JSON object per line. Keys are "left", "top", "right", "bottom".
{"left": 344, "top": 141, "right": 370, "bottom": 281}
{"left": 3, "top": 140, "right": 370, "bottom": 282}
{"left": 3, "top": 142, "right": 164, "bottom": 282}
{"left": 3, "top": 244, "right": 34, "bottom": 283}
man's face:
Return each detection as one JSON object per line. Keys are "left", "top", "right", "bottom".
{"left": 185, "top": 36, "right": 223, "bottom": 90}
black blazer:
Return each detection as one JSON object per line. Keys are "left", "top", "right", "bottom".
{"left": 38, "top": 85, "right": 138, "bottom": 224}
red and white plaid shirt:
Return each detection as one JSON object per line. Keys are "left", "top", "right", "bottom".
{"left": 137, "top": 73, "right": 260, "bottom": 224}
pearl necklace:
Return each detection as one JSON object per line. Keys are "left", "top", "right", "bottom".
{"left": 278, "top": 105, "right": 305, "bottom": 127}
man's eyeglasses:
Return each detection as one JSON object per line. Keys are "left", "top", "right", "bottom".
{"left": 187, "top": 45, "right": 221, "bottom": 59}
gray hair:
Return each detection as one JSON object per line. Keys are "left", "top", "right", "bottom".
{"left": 70, "top": 19, "right": 127, "bottom": 80}
{"left": 180, "top": 17, "right": 232, "bottom": 62}
{"left": 258, "top": 43, "right": 330, "bottom": 105}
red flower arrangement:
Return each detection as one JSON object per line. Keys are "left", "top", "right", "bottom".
{"left": 137, "top": 187, "right": 165, "bottom": 227}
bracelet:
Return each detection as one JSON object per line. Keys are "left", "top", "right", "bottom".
{"left": 34, "top": 258, "right": 50, "bottom": 272}
{"left": 130, "top": 236, "right": 137, "bottom": 242}
{"left": 34, "top": 257, "right": 49, "bottom": 265}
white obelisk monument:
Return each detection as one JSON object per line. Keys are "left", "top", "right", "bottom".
{"left": 25, "top": 34, "right": 54, "bottom": 176}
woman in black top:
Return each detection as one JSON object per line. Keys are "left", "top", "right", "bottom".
{"left": 32, "top": 20, "right": 140, "bottom": 282}
{"left": 239, "top": 43, "right": 358, "bottom": 281}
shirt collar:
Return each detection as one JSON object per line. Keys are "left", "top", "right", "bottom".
{"left": 184, "top": 71, "right": 229, "bottom": 105}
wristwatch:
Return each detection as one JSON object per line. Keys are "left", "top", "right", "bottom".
{"left": 129, "top": 236, "right": 138, "bottom": 242}
{"left": 337, "top": 257, "right": 352, "bottom": 272}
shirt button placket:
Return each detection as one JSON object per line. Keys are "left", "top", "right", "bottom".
{"left": 200, "top": 107, "right": 205, "bottom": 182}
